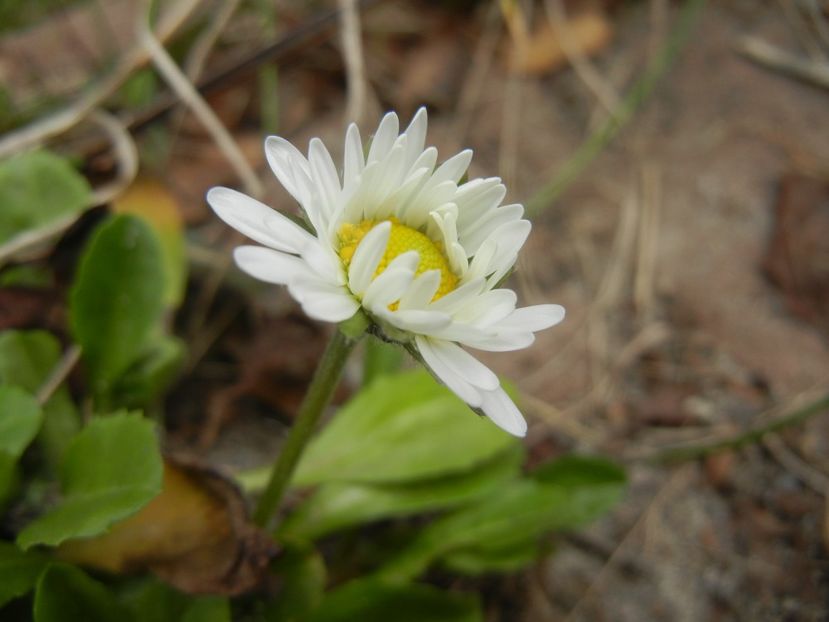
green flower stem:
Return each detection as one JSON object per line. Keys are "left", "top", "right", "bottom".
{"left": 253, "top": 328, "right": 361, "bottom": 528}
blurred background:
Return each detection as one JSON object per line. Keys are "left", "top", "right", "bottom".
{"left": 1, "top": 0, "right": 829, "bottom": 619}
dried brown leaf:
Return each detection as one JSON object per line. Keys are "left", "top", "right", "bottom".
{"left": 57, "top": 456, "right": 277, "bottom": 595}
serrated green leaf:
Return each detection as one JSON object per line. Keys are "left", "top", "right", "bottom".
{"left": 379, "top": 456, "right": 626, "bottom": 581}
{"left": 264, "top": 545, "right": 326, "bottom": 622}
{"left": 0, "top": 541, "right": 49, "bottom": 608}
{"left": 0, "top": 330, "right": 79, "bottom": 469}
{"left": 308, "top": 580, "right": 482, "bottom": 622}
{"left": 69, "top": 215, "right": 166, "bottom": 402}
{"left": 17, "top": 413, "right": 163, "bottom": 549}
{"left": 280, "top": 446, "right": 524, "bottom": 541}
{"left": 0, "top": 150, "right": 90, "bottom": 246}
{"left": 0, "top": 385, "right": 43, "bottom": 458}
{"left": 294, "top": 370, "right": 516, "bottom": 487}
{"left": 33, "top": 564, "right": 127, "bottom": 622}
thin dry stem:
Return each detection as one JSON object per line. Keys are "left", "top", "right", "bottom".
{"left": 736, "top": 35, "right": 829, "bottom": 90}
{"left": 544, "top": 0, "right": 622, "bottom": 117}
{"left": 0, "top": 0, "right": 203, "bottom": 159}
{"left": 88, "top": 109, "right": 140, "bottom": 205}
{"left": 35, "top": 345, "right": 82, "bottom": 406}
{"left": 140, "top": 20, "right": 263, "bottom": 198}
{"left": 338, "top": 0, "right": 375, "bottom": 128}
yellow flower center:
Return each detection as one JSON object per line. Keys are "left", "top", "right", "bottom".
{"left": 337, "top": 218, "right": 458, "bottom": 302}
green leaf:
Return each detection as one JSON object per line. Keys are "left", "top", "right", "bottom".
{"left": 109, "top": 336, "right": 185, "bottom": 409}
{"left": 0, "top": 541, "right": 49, "bottom": 608}
{"left": 532, "top": 454, "right": 626, "bottom": 487}
{"left": 0, "top": 264, "right": 53, "bottom": 288}
{"left": 0, "top": 330, "right": 80, "bottom": 469}
{"left": 361, "top": 337, "right": 404, "bottom": 387}
{"left": 33, "top": 564, "right": 128, "bottom": 622}
{"left": 69, "top": 215, "right": 166, "bottom": 402}
{"left": 112, "top": 179, "right": 188, "bottom": 307}
{"left": 264, "top": 545, "right": 326, "bottom": 622}
{"left": 0, "top": 150, "right": 90, "bottom": 246}
{"left": 120, "top": 577, "right": 230, "bottom": 622}
{"left": 294, "top": 370, "right": 516, "bottom": 487}
{"left": 441, "top": 538, "right": 542, "bottom": 576}
{"left": 0, "top": 451, "right": 19, "bottom": 507}
{"left": 280, "top": 446, "right": 524, "bottom": 541}
{"left": 0, "top": 385, "right": 43, "bottom": 458}
{"left": 17, "top": 413, "right": 163, "bottom": 549}
{"left": 379, "top": 456, "right": 626, "bottom": 581}
{"left": 308, "top": 580, "right": 482, "bottom": 622}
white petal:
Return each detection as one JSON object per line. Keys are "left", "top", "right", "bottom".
{"left": 303, "top": 242, "right": 345, "bottom": 285}
{"left": 456, "top": 289, "right": 517, "bottom": 327}
{"left": 308, "top": 138, "right": 341, "bottom": 219}
{"left": 348, "top": 221, "right": 391, "bottom": 295}
{"left": 233, "top": 246, "right": 309, "bottom": 285}
{"left": 428, "top": 277, "right": 486, "bottom": 313}
{"left": 289, "top": 279, "right": 358, "bottom": 322}
{"left": 207, "top": 187, "right": 314, "bottom": 253}
{"left": 402, "top": 107, "right": 428, "bottom": 170}
{"left": 464, "top": 331, "right": 536, "bottom": 352}
{"left": 398, "top": 269, "right": 441, "bottom": 310}
{"left": 376, "top": 308, "right": 452, "bottom": 332}
{"left": 498, "top": 304, "right": 566, "bottom": 333}
{"left": 363, "top": 265, "right": 416, "bottom": 310}
{"left": 419, "top": 338, "right": 499, "bottom": 391}
{"left": 264, "top": 136, "right": 312, "bottom": 204}
{"left": 416, "top": 336, "right": 483, "bottom": 407}
{"left": 343, "top": 123, "right": 365, "bottom": 189}
{"left": 456, "top": 180, "right": 506, "bottom": 230}
{"left": 367, "top": 112, "right": 399, "bottom": 164}
{"left": 399, "top": 180, "right": 459, "bottom": 229}
{"left": 480, "top": 388, "right": 527, "bottom": 437}
{"left": 409, "top": 146, "right": 438, "bottom": 177}
{"left": 489, "top": 219, "right": 531, "bottom": 258}
{"left": 432, "top": 149, "right": 473, "bottom": 185}
{"left": 460, "top": 204, "right": 525, "bottom": 255}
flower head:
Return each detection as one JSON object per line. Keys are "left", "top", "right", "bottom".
{"left": 207, "top": 109, "right": 564, "bottom": 436}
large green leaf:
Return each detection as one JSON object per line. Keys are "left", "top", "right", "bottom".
{"left": 0, "top": 150, "right": 90, "bottom": 246}
{"left": 379, "top": 456, "right": 626, "bottom": 581}
{"left": 0, "top": 541, "right": 49, "bottom": 608}
{"left": 280, "top": 446, "right": 523, "bottom": 541}
{"left": 293, "top": 370, "right": 516, "bottom": 487}
{"left": 0, "top": 451, "right": 19, "bottom": 507}
{"left": 0, "top": 385, "right": 43, "bottom": 458}
{"left": 120, "top": 577, "right": 230, "bottom": 622}
{"left": 17, "top": 413, "right": 163, "bottom": 549}
{"left": 0, "top": 330, "right": 79, "bottom": 469}
{"left": 33, "top": 564, "right": 128, "bottom": 622}
{"left": 69, "top": 214, "right": 166, "bottom": 402}
{"left": 263, "top": 545, "right": 326, "bottom": 622}
{"left": 308, "top": 580, "right": 482, "bottom": 622}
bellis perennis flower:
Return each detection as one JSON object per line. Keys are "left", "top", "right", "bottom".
{"left": 207, "top": 108, "right": 564, "bottom": 437}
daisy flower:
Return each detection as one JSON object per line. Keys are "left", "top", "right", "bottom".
{"left": 207, "top": 108, "right": 564, "bottom": 437}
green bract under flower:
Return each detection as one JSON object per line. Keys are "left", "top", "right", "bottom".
{"left": 208, "top": 108, "right": 565, "bottom": 436}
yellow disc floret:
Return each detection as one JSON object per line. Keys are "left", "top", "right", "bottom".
{"left": 338, "top": 218, "right": 458, "bottom": 302}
